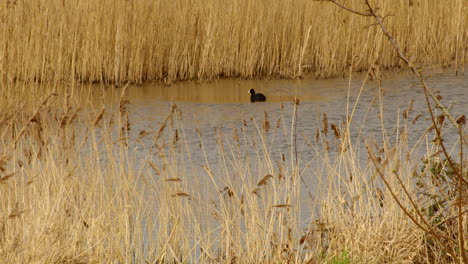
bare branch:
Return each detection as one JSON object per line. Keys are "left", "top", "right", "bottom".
{"left": 367, "top": 146, "right": 459, "bottom": 262}
{"left": 326, "top": 0, "right": 372, "bottom": 17}
{"left": 362, "top": 0, "right": 467, "bottom": 145}
{"left": 330, "top": 0, "right": 468, "bottom": 262}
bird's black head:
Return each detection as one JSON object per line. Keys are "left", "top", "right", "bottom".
{"left": 248, "top": 89, "right": 255, "bottom": 95}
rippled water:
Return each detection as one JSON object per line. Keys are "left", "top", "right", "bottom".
{"left": 97, "top": 70, "right": 467, "bottom": 222}
{"left": 122, "top": 70, "right": 467, "bottom": 161}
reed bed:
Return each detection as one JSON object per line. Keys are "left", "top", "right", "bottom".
{"left": 0, "top": 75, "right": 465, "bottom": 263}
{"left": 0, "top": 0, "right": 466, "bottom": 262}
{"left": 0, "top": 0, "right": 466, "bottom": 84}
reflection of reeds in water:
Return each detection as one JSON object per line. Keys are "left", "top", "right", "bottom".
{"left": 0, "top": 81, "right": 466, "bottom": 263}
{"left": 0, "top": 0, "right": 465, "bottom": 84}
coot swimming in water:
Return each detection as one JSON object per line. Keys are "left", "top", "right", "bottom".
{"left": 248, "top": 89, "right": 266, "bottom": 102}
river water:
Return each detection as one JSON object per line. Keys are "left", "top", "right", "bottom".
{"left": 74, "top": 69, "right": 468, "bottom": 261}
{"left": 122, "top": 70, "right": 467, "bottom": 164}
{"left": 94, "top": 70, "right": 466, "bottom": 226}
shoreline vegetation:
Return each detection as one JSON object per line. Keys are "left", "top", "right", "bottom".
{"left": 0, "top": 0, "right": 466, "bottom": 84}
{"left": 0, "top": 74, "right": 466, "bottom": 263}
{"left": 0, "top": 0, "right": 466, "bottom": 263}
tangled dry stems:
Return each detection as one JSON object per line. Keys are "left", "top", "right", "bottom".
{"left": 0, "top": 77, "right": 465, "bottom": 263}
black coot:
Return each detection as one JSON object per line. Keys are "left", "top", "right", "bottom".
{"left": 248, "top": 89, "right": 266, "bottom": 102}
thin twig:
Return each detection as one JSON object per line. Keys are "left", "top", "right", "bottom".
{"left": 367, "top": 147, "right": 459, "bottom": 261}
{"left": 366, "top": 148, "right": 429, "bottom": 233}
{"left": 327, "top": 0, "right": 372, "bottom": 17}
{"left": 458, "top": 124, "right": 467, "bottom": 264}
{"left": 293, "top": 98, "right": 299, "bottom": 167}
{"left": 362, "top": 0, "right": 467, "bottom": 146}
{"left": 362, "top": 0, "right": 467, "bottom": 260}
{"left": 369, "top": 1, "right": 468, "bottom": 187}
{"left": 327, "top": 0, "right": 467, "bottom": 262}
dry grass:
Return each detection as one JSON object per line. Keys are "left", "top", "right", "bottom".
{"left": 0, "top": 0, "right": 465, "bottom": 261}
{"left": 0, "top": 75, "right": 465, "bottom": 263}
{"left": 1, "top": 0, "right": 467, "bottom": 255}
{"left": 0, "top": 0, "right": 466, "bottom": 84}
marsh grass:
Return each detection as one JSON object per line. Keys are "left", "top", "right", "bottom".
{"left": 0, "top": 0, "right": 466, "bottom": 260}
{"left": 0, "top": 0, "right": 466, "bottom": 84}
{"left": 0, "top": 72, "right": 465, "bottom": 263}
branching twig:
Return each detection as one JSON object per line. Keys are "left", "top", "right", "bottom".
{"left": 326, "top": 0, "right": 372, "bottom": 17}
{"left": 362, "top": 0, "right": 467, "bottom": 261}
{"left": 367, "top": 147, "right": 459, "bottom": 261}
{"left": 328, "top": 0, "right": 467, "bottom": 262}
{"left": 362, "top": 0, "right": 467, "bottom": 145}
{"left": 327, "top": 0, "right": 467, "bottom": 146}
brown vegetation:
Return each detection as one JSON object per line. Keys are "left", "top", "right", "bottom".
{"left": 0, "top": 0, "right": 466, "bottom": 84}
{"left": 0, "top": 0, "right": 466, "bottom": 263}
{"left": 0, "top": 74, "right": 465, "bottom": 262}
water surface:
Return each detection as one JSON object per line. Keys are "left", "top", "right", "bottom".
{"left": 99, "top": 70, "right": 467, "bottom": 223}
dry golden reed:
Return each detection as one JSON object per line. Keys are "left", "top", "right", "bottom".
{"left": 0, "top": 88, "right": 466, "bottom": 263}
{"left": 0, "top": 0, "right": 466, "bottom": 84}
